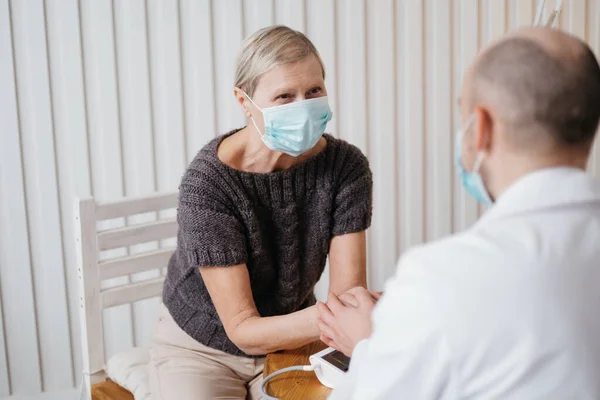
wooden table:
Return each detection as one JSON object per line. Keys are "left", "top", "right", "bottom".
{"left": 263, "top": 341, "right": 332, "bottom": 400}
{"left": 91, "top": 379, "right": 133, "bottom": 400}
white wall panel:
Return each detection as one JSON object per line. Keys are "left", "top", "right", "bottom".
{"left": 2, "top": 1, "right": 600, "bottom": 398}
{"left": 488, "top": 0, "right": 508, "bottom": 41}
{"left": 243, "top": 0, "right": 275, "bottom": 37}
{"left": 275, "top": 0, "right": 305, "bottom": 33}
{"left": 181, "top": 0, "right": 218, "bottom": 161}
{"left": 367, "top": 0, "right": 397, "bottom": 289}
{"left": 0, "top": 1, "right": 42, "bottom": 394}
{"left": 399, "top": 0, "right": 426, "bottom": 251}
{"left": 9, "top": 0, "right": 73, "bottom": 392}
{"left": 114, "top": 0, "right": 161, "bottom": 349}
{"left": 45, "top": 0, "right": 90, "bottom": 385}
{"left": 426, "top": 0, "right": 453, "bottom": 242}
{"left": 212, "top": 0, "right": 244, "bottom": 134}
{"left": 336, "top": 0, "right": 368, "bottom": 153}
{"left": 0, "top": 297, "right": 8, "bottom": 397}
{"left": 147, "top": 0, "right": 187, "bottom": 191}
{"left": 306, "top": 0, "right": 338, "bottom": 136}
{"left": 512, "top": 0, "right": 535, "bottom": 27}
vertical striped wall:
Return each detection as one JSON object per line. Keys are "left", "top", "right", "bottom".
{"left": 0, "top": 1, "right": 598, "bottom": 398}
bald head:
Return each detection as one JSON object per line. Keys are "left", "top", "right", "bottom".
{"left": 467, "top": 27, "right": 600, "bottom": 150}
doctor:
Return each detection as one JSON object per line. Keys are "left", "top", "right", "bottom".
{"left": 317, "top": 27, "right": 600, "bottom": 399}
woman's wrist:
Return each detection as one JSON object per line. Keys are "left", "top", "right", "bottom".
{"left": 306, "top": 304, "right": 322, "bottom": 341}
{"left": 235, "top": 305, "right": 322, "bottom": 354}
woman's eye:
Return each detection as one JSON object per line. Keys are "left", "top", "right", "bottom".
{"left": 310, "top": 87, "right": 321, "bottom": 94}
{"left": 276, "top": 93, "right": 291, "bottom": 100}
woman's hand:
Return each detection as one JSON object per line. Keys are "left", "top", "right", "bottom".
{"left": 337, "top": 292, "right": 359, "bottom": 307}
{"left": 336, "top": 287, "right": 382, "bottom": 307}
{"left": 316, "top": 287, "right": 377, "bottom": 357}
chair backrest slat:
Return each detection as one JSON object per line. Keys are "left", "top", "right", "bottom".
{"left": 97, "top": 219, "right": 178, "bottom": 251}
{"left": 101, "top": 276, "right": 166, "bottom": 309}
{"left": 99, "top": 248, "right": 175, "bottom": 280}
{"left": 95, "top": 192, "right": 178, "bottom": 220}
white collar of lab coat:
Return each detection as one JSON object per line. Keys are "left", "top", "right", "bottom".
{"left": 476, "top": 166, "right": 600, "bottom": 226}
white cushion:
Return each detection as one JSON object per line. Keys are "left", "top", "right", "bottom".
{"left": 105, "top": 347, "right": 151, "bottom": 400}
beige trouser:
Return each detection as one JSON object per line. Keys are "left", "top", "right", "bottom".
{"left": 149, "top": 304, "right": 265, "bottom": 400}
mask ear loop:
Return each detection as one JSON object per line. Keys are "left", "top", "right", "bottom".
{"left": 240, "top": 90, "right": 265, "bottom": 137}
{"left": 457, "top": 114, "right": 476, "bottom": 148}
{"left": 461, "top": 114, "right": 487, "bottom": 174}
{"left": 472, "top": 126, "right": 489, "bottom": 175}
{"left": 472, "top": 151, "right": 486, "bottom": 174}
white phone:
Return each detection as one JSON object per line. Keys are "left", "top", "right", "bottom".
{"left": 309, "top": 347, "right": 350, "bottom": 389}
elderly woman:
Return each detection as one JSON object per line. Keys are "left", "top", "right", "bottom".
{"left": 149, "top": 25, "right": 373, "bottom": 399}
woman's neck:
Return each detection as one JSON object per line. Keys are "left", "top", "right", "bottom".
{"left": 218, "top": 126, "right": 326, "bottom": 173}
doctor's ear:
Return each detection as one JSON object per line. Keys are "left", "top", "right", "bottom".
{"left": 472, "top": 107, "right": 494, "bottom": 152}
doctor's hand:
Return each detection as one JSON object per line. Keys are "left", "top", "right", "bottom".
{"left": 316, "top": 287, "right": 376, "bottom": 357}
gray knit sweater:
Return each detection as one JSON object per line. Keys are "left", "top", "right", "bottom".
{"left": 163, "top": 129, "right": 373, "bottom": 357}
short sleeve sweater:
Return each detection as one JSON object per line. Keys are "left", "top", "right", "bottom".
{"left": 163, "top": 129, "right": 373, "bottom": 357}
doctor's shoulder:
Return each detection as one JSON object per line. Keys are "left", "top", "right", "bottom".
{"left": 389, "top": 232, "right": 487, "bottom": 284}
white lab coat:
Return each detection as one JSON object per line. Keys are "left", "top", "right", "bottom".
{"left": 329, "top": 167, "right": 600, "bottom": 400}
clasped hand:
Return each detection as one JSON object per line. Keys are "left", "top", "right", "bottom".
{"left": 316, "top": 287, "right": 381, "bottom": 357}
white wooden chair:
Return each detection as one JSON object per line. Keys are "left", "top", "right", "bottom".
{"left": 75, "top": 192, "right": 178, "bottom": 399}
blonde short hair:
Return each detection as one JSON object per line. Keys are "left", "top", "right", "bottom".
{"left": 234, "top": 25, "right": 325, "bottom": 98}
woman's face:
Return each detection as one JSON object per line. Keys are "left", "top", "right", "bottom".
{"left": 239, "top": 55, "right": 327, "bottom": 132}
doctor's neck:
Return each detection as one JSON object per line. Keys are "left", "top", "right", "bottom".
{"left": 484, "top": 142, "right": 591, "bottom": 201}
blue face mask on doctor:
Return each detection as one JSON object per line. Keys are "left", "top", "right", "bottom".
{"left": 242, "top": 91, "right": 333, "bottom": 157}
{"left": 455, "top": 114, "right": 494, "bottom": 205}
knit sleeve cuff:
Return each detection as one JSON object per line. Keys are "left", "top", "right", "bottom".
{"left": 331, "top": 204, "right": 373, "bottom": 237}
{"left": 185, "top": 248, "right": 247, "bottom": 268}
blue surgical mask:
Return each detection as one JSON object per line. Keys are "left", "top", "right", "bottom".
{"left": 454, "top": 114, "right": 493, "bottom": 205}
{"left": 242, "top": 92, "right": 333, "bottom": 157}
